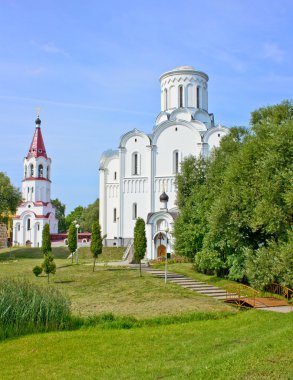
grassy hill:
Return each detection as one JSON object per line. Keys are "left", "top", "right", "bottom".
{"left": 0, "top": 247, "right": 292, "bottom": 379}
{"left": 0, "top": 310, "right": 292, "bottom": 379}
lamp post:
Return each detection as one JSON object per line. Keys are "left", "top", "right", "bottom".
{"left": 164, "top": 228, "right": 169, "bottom": 284}
{"left": 74, "top": 220, "right": 80, "bottom": 264}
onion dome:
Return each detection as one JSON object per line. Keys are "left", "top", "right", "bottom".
{"left": 160, "top": 192, "right": 169, "bottom": 202}
{"left": 35, "top": 117, "right": 41, "bottom": 126}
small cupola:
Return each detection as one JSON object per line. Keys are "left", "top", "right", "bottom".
{"left": 160, "top": 192, "right": 169, "bottom": 211}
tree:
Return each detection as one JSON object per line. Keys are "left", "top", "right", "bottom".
{"left": 0, "top": 172, "right": 21, "bottom": 217}
{"left": 41, "top": 224, "right": 51, "bottom": 255}
{"left": 90, "top": 221, "right": 103, "bottom": 272}
{"left": 67, "top": 223, "right": 77, "bottom": 264}
{"left": 42, "top": 253, "right": 56, "bottom": 283}
{"left": 80, "top": 199, "right": 99, "bottom": 232}
{"left": 51, "top": 198, "right": 66, "bottom": 233}
{"left": 133, "top": 218, "right": 147, "bottom": 276}
{"left": 65, "top": 206, "right": 84, "bottom": 231}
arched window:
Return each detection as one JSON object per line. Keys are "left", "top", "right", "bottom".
{"left": 113, "top": 208, "right": 117, "bottom": 222}
{"left": 164, "top": 88, "right": 168, "bottom": 110}
{"left": 178, "top": 85, "right": 183, "bottom": 107}
{"left": 196, "top": 86, "right": 200, "bottom": 108}
{"left": 132, "top": 152, "right": 140, "bottom": 175}
{"left": 27, "top": 218, "right": 31, "bottom": 231}
{"left": 173, "top": 150, "right": 180, "bottom": 174}
{"left": 47, "top": 166, "right": 50, "bottom": 179}
{"left": 114, "top": 171, "right": 117, "bottom": 180}
{"left": 38, "top": 164, "right": 43, "bottom": 177}
{"left": 132, "top": 203, "right": 137, "bottom": 220}
{"left": 30, "top": 164, "right": 34, "bottom": 177}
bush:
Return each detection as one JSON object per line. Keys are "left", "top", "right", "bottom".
{"left": 32, "top": 265, "right": 43, "bottom": 277}
{"left": 0, "top": 278, "right": 71, "bottom": 340}
{"left": 194, "top": 249, "right": 224, "bottom": 275}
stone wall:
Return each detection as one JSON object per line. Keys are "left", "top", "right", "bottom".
{"left": 0, "top": 223, "right": 7, "bottom": 248}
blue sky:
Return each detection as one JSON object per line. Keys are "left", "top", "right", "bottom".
{"left": 0, "top": 0, "right": 292, "bottom": 214}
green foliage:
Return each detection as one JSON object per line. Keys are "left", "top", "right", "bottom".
{"left": 67, "top": 223, "right": 77, "bottom": 254}
{"left": 90, "top": 221, "right": 103, "bottom": 271}
{"left": 51, "top": 198, "right": 67, "bottom": 233}
{"left": 66, "top": 206, "right": 84, "bottom": 231}
{"left": 0, "top": 278, "right": 70, "bottom": 340}
{"left": 80, "top": 198, "right": 99, "bottom": 232}
{"left": 245, "top": 233, "right": 293, "bottom": 290}
{"left": 41, "top": 224, "right": 51, "bottom": 255}
{"left": 133, "top": 218, "right": 147, "bottom": 275}
{"left": 174, "top": 101, "right": 293, "bottom": 288}
{"left": 0, "top": 172, "right": 21, "bottom": 216}
{"left": 42, "top": 253, "right": 56, "bottom": 283}
{"left": 32, "top": 265, "right": 43, "bottom": 277}
{"left": 174, "top": 156, "right": 209, "bottom": 259}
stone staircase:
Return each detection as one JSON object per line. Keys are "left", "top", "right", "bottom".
{"left": 143, "top": 268, "right": 236, "bottom": 300}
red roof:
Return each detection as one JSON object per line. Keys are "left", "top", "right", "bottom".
{"left": 27, "top": 126, "right": 47, "bottom": 159}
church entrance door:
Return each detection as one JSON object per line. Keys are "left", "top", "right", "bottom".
{"left": 157, "top": 244, "right": 166, "bottom": 258}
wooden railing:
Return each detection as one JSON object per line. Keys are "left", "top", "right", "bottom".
{"left": 225, "top": 284, "right": 260, "bottom": 308}
{"left": 265, "top": 283, "right": 293, "bottom": 300}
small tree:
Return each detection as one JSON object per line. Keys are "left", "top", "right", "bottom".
{"left": 42, "top": 253, "right": 56, "bottom": 283}
{"left": 90, "top": 221, "right": 103, "bottom": 272}
{"left": 67, "top": 223, "right": 77, "bottom": 264}
{"left": 41, "top": 224, "right": 51, "bottom": 255}
{"left": 133, "top": 217, "right": 147, "bottom": 276}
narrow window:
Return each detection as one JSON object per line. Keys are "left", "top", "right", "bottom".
{"left": 114, "top": 171, "right": 117, "bottom": 180}
{"left": 132, "top": 203, "right": 137, "bottom": 219}
{"left": 47, "top": 166, "right": 50, "bottom": 179}
{"left": 178, "top": 85, "right": 183, "bottom": 107}
{"left": 164, "top": 88, "right": 168, "bottom": 110}
{"left": 173, "top": 151, "right": 180, "bottom": 174}
{"left": 196, "top": 86, "right": 200, "bottom": 108}
{"left": 28, "top": 188, "right": 30, "bottom": 193}
{"left": 37, "top": 224, "right": 40, "bottom": 231}
{"left": 30, "top": 164, "right": 34, "bottom": 177}
{"left": 18, "top": 224, "right": 20, "bottom": 231}
{"left": 132, "top": 153, "right": 140, "bottom": 175}
{"left": 31, "top": 187, "right": 34, "bottom": 193}
{"left": 113, "top": 208, "right": 117, "bottom": 222}
{"left": 38, "top": 164, "right": 43, "bottom": 177}
{"left": 27, "top": 218, "right": 31, "bottom": 231}
{"left": 24, "top": 165, "right": 27, "bottom": 178}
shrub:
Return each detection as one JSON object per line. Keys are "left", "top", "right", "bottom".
{"left": 32, "top": 265, "right": 43, "bottom": 277}
{"left": 42, "top": 253, "right": 56, "bottom": 283}
{"left": 0, "top": 278, "right": 71, "bottom": 340}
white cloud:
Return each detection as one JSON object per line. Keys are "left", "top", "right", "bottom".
{"left": 263, "top": 43, "right": 284, "bottom": 63}
{"left": 31, "top": 41, "right": 69, "bottom": 57}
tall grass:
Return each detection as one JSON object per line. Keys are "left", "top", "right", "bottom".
{"left": 0, "top": 278, "right": 71, "bottom": 340}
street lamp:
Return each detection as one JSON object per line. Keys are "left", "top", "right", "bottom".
{"left": 74, "top": 220, "right": 80, "bottom": 264}
{"left": 164, "top": 228, "right": 169, "bottom": 284}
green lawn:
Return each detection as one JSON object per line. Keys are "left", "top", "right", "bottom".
{"left": 0, "top": 310, "right": 292, "bottom": 380}
{"left": 0, "top": 248, "right": 233, "bottom": 318}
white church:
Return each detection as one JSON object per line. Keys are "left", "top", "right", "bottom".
{"left": 13, "top": 116, "right": 58, "bottom": 247}
{"left": 99, "top": 66, "right": 229, "bottom": 260}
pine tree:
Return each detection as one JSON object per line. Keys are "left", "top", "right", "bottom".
{"left": 67, "top": 223, "right": 77, "bottom": 264}
{"left": 90, "top": 221, "right": 103, "bottom": 272}
{"left": 41, "top": 224, "right": 51, "bottom": 255}
{"left": 133, "top": 217, "right": 147, "bottom": 276}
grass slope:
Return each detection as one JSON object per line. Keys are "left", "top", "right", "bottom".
{"left": 0, "top": 248, "right": 233, "bottom": 317}
{"left": 0, "top": 311, "right": 292, "bottom": 380}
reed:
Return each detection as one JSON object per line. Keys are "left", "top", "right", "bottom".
{"left": 0, "top": 278, "right": 71, "bottom": 339}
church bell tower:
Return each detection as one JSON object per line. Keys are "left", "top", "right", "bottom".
{"left": 13, "top": 114, "right": 58, "bottom": 247}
